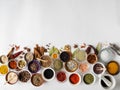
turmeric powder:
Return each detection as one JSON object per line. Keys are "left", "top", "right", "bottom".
{"left": 107, "top": 61, "right": 119, "bottom": 75}
{"left": 52, "top": 53, "right": 58, "bottom": 59}
{"left": 0, "top": 65, "right": 9, "bottom": 75}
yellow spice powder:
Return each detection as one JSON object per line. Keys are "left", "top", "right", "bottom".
{"left": 107, "top": 62, "right": 119, "bottom": 75}
{"left": 0, "top": 65, "right": 9, "bottom": 75}
{"left": 52, "top": 53, "right": 58, "bottom": 59}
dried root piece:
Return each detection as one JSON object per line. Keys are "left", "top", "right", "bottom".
{"left": 34, "top": 48, "right": 41, "bottom": 59}
{"left": 34, "top": 44, "right": 47, "bottom": 59}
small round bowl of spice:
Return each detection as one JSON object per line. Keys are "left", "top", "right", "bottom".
{"left": 24, "top": 52, "right": 34, "bottom": 63}
{"left": 28, "top": 60, "right": 41, "bottom": 73}
{"left": 18, "top": 70, "right": 31, "bottom": 83}
{"left": 65, "top": 60, "right": 78, "bottom": 72}
{"left": 87, "top": 54, "right": 98, "bottom": 64}
{"left": 83, "top": 73, "right": 96, "bottom": 85}
{"left": 17, "top": 60, "right": 26, "bottom": 69}
{"left": 60, "top": 51, "right": 72, "bottom": 62}
{"left": 0, "top": 65, "right": 9, "bottom": 75}
{"left": 42, "top": 68, "right": 55, "bottom": 82}
{"left": 5, "top": 71, "right": 18, "bottom": 85}
{"left": 99, "top": 74, "right": 116, "bottom": 90}
{"left": 8, "top": 60, "right": 17, "bottom": 69}
{"left": 73, "top": 49, "right": 87, "bottom": 62}
{"left": 106, "top": 61, "right": 119, "bottom": 75}
{"left": 51, "top": 53, "right": 59, "bottom": 59}
{"left": 79, "top": 61, "right": 90, "bottom": 74}
{"left": 53, "top": 59, "right": 63, "bottom": 71}
{"left": 93, "top": 62, "right": 106, "bottom": 76}
{"left": 40, "top": 55, "right": 52, "bottom": 68}
{"left": 31, "top": 73, "right": 44, "bottom": 87}
{"left": 0, "top": 55, "right": 8, "bottom": 64}
{"left": 69, "top": 73, "right": 81, "bottom": 85}
{"left": 56, "top": 71, "right": 67, "bottom": 82}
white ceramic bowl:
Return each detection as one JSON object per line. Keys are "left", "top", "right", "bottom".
{"left": 83, "top": 72, "right": 96, "bottom": 85}
{"left": 99, "top": 74, "right": 116, "bottom": 90}
{"left": 93, "top": 62, "right": 106, "bottom": 77}
{"left": 69, "top": 73, "right": 81, "bottom": 85}
{"left": 42, "top": 67, "right": 55, "bottom": 82}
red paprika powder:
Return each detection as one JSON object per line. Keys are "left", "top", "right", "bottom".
{"left": 8, "top": 60, "right": 17, "bottom": 69}
{"left": 57, "top": 71, "right": 66, "bottom": 82}
{"left": 69, "top": 73, "right": 80, "bottom": 84}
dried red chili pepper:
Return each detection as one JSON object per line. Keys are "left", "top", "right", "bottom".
{"left": 9, "top": 51, "right": 23, "bottom": 59}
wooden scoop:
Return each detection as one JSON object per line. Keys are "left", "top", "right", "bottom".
{"left": 4, "top": 75, "right": 16, "bottom": 85}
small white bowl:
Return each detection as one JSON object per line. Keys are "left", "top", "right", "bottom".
{"left": 42, "top": 67, "right": 55, "bottom": 82}
{"left": 99, "top": 74, "right": 116, "bottom": 90}
{"left": 0, "top": 55, "right": 8, "bottom": 64}
{"left": 69, "top": 73, "right": 81, "bottom": 85}
{"left": 83, "top": 72, "right": 96, "bottom": 85}
{"left": 93, "top": 62, "right": 106, "bottom": 77}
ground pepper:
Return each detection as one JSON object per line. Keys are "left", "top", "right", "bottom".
{"left": 44, "top": 69, "right": 54, "bottom": 79}
{"left": 69, "top": 73, "right": 80, "bottom": 84}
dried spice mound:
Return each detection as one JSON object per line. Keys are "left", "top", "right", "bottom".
{"left": 53, "top": 59, "right": 63, "bottom": 71}
{"left": 31, "top": 73, "right": 44, "bottom": 86}
{"left": 40, "top": 55, "right": 52, "bottom": 67}
{"left": 65, "top": 60, "right": 78, "bottom": 72}
{"left": 18, "top": 71, "right": 31, "bottom": 82}
{"left": 87, "top": 54, "right": 98, "bottom": 64}
{"left": 8, "top": 60, "right": 17, "bottom": 69}
{"left": 60, "top": 51, "right": 71, "bottom": 62}
{"left": 83, "top": 73, "right": 94, "bottom": 84}
{"left": 28, "top": 60, "right": 41, "bottom": 73}
{"left": 107, "top": 61, "right": 119, "bottom": 75}
{"left": 0, "top": 65, "right": 9, "bottom": 75}
{"left": 57, "top": 71, "right": 66, "bottom": 82}
{"left": 69, "top": 73, "right": 80, "bottom": 84}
